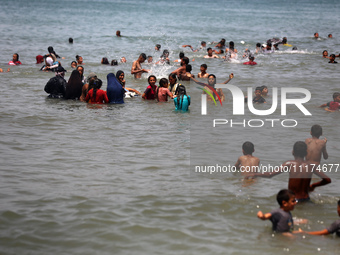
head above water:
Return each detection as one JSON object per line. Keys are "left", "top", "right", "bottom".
{"left": 311, "top": 124, "right": 322, "bottom": 138}
{"left": 293, "top": 141, "right": 307, "bottom": 158}
{"left": 242, "top": 141, "right": 254, "bottom": 155}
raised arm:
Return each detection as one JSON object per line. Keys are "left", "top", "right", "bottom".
{"left": 222, "top": 73, "right": 234, "bottom": 84}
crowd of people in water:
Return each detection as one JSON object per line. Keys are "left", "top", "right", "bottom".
{"left": 2, "top": 33, "right": 339, "bottom": 112}
{"left": 2, "top": 32, "right": 340, "bottom": 238}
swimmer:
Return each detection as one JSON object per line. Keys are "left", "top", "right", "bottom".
{"left": 182, "top": 41, "right": 206, "bottom": 52}
{"left": 71, "top": 61, "right": 77, "bottom": 68}
{"left": 8, "top": 53, "right": 22, "bottom": 65}
{"left": 197, "top": 64, "right": 209, "bottom": 78}
{"left": 189, "top": 73, "right": 234, "bottom": 102}
{"left": 174, "top": 52, "right": 185, "bottom": 63}
{"left": 131, "top": 53, "right": 150, "bottom": 79}
{"left": 314, "top": 32, "right": 319, "bottom": 39}
{"left": 204, "top": 48, "right": 219, "bottom": 58}
{"left": 101, "top": 57, "right": 109, "bottom": 64}
{"left": 156, "top": 49, "right": 170, "bottom": 65}
{"left": 120, "top": 57, "right": 127, "bottom": 63}
{"left": 320, "top": 92, "right": 340, "bottom": 111}
{"left": 155, "top": 44, "right": 161, "bottom": 51}
{"left": 0, "top": 68, "right": 10, "bottom": 72}
{"left": 69, "top": 37, "right": 73, "bottom": 43}
{"left": 116, "top": 30, "right": 121, "bottom": 37}
{"left": 322, "top": 50, "right": 330, "bottom": 59}
{"left": 234, "top": 141, "right": 260, "bottom": 179}
{"left": 76, "top": 55, "right": 84, "bottom": 65}
{"left": 147, "top": 56, "right": 153, "bottom": 64}
{"left": 305, "top": 125, "right": 328, "bottom": 166}
{"left": 142, "top": 75, "right": 157, "bottom": 100}
{"left": 156, "top": 78, "right": 173, "bottom": 102}
{"left": 252, "top": 87, "right": 266, "bottom": 103}
{"left": 214, "top": 38, "right": 226, "bottom": 49}
{"left": 171, "top": 56, "right": 189, "bottom": 78}
{"left": 243, "top": 55, "right": 257, "bottom": 65}
{"left": 328, "top": 54, "right": 337, "bottom": 63}
{"left": 179, "top": 64, "right": 194, "bottom": 81}
{"left": 328, "top": 34, "right": 333, "bottom": 38}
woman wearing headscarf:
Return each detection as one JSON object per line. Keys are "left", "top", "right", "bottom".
{"left": 106, "top": 73, "right": 125, "bottom": 104}
{"left": 65, "top": 70, "right": 83, "bottom": 99}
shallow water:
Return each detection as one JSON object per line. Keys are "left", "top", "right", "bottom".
{"left": 1, "top": 0, "right": 340, "bottom": 254}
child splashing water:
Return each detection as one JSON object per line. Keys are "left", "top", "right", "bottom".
{"left": 156, "top": 78, "right": 173, "bottom": 102}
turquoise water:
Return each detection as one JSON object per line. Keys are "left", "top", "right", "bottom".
{"left": 0, "top": 0, "right": 340, "bottom": 254}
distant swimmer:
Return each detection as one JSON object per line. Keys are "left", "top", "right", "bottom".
{"left": 8, "top": 53, "right": 22, "bottom": 65}
{"left": 155, "top": 44, "right": 161, "bottom": 51}
{"left": 328, "top": 34, "right": 333, "bottom": 38}
{"left": 131, "top": 53, "right": 150, "bottom": 79}
{"left": 204, "top": 48, "right": 219, "bottom": 58}
{"left": 76, "top": 55, "right": 84, "bottom": 65}
{"left": 314, "top": 32, "right": 319, "bottom": 39}
{"left": 116, "top": 30, "right": 121, "bottom": 37}
{"left": 120, "top": 57, "right": 127, "bottom": 63}
{"left": 320, "top": 92, "right": 340, "bottom": 111}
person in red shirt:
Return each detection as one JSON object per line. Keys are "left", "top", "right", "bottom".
{"left": 142, "top": 75, "right": 157, "bottom": 100}
{"left": 85, "top": 78, "right": 109, "bottom": 104}
{"left": 243, "top": 55, "right": 257, "bottom": 65}
{"left": 8, "top": 53, "right": 22, "bottom": 65}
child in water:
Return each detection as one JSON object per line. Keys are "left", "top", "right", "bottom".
{"left": 142, "top": 75, "right": 157, "bottom": 100}
{"left": 234, "top": 141, "right": 260, "bottom": 179}
{"left": 320, "top": 92, "right": 340, "bottom": 111}
{"left": 156, "top": 78, "right": 173, "bottom": 102}
{"left": 189, "top": 73, "right": 234, "bottom": 102}
{"left": 174, "top": 85, "right": 190, "bottom": 111}
{"left": 85, "top": 78, "right": 109, "bottom": 104}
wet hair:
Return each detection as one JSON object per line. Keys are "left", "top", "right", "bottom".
{"left": 101, "top": 57, "right": 109, "bottom": 65}
{"left": 176, "top": 85, "right": 189, "bottom": 109}
{"left": 282, "top": 37, "right": 287, "bottom": 44}
{"left": 332, "top": 92, "right": 340, "bottom": 99}
{"left": 156, "top": 78, "right": 169, "bottom": 101}
{"left": 155, "top": 44, "right": 161, "bottom": 50}
{"left": 182, "top": 57, "right": 189, "bottom": 65}
{"left": 14, "top": 53, "right": 19, "bottom": 61}
{"left": 207, "top": 47, "right": 212, "bottom": 52}
{"left": 161, "top": 50, "right": 170, "bottom": 60}
{"left": 323, "top": 50, "right": 328, "bottom": 55}
{"left": 293, "top": 141, "right": 307, "bottom": 158}
{"left": 91, "top": 78, "right": 103, "bottom": 102}
{"left": 330, "top": 54, "right": 336, "bottom": 58}
{"left": 201, "top": 41, "right": 206, "bottom": 45}
{"left": 201, "top": 64, "right": 207, "bottom": 69}
{"left": 277, "top": 189, "right": 295, "bottom": 206}
{"left": 242, "top": 141, "right": 254, "bottom": 155}
{"left": 159, "top": 78, "right": 168, "bottom": 88}
{"left": 311, "top": 124, "right": 322, "bottom": 138}
{"left": 292, "top": 47, "right": 298, "bottom": 51}
{"left": 71, "top": 61, "right": 77, "bottom": 67}
{"left": 148, "top": 75, "right": 157, "bottom": 83}
{"left": 76, "top": 55, "right": 82, "bottom": 61}
{"left": 186, "top": 64, "right": 192, "bottom": 72}
{"left": 147, "top": 55, "right": 153, "bottom": 59}
{"left": 140, "top": 53, "right": 147, "bottom": 60}
{"left": 111, "top": 59, "right": 118, "bottom": 66}
{"left": 69, "top": 37, "right": 73, "bottom": 43}
{"left": 179, "top": 52, "right": 185, "bottom": 59}
{"left": 256, "top": 43, "right": 261, "bottom": 47}
{"left": 249, "top": 55, "right": 255, "bottom": 60}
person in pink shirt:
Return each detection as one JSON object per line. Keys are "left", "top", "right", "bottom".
{"left": 8, "top": 53, "right": 22, "bottom": 65}
{"left": 243, "top": 55, "right": 257, "bottom": 65}
{"left": 156, "top": 78, "right": 174, "bottom": 102}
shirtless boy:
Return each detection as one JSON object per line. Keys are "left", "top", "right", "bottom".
{"left": 253, "top": 141, "right": 331, "bottom": 202}
{"left": 131, "top": 53, "right": 150, "bottom": 79}
{"left": 234, "top": 141, "right": 260, "bottom": 178}
{"left": 197, "top": 64, "right": 209, "bottom": 78}
{"left": 204, "top": 48, "right": 219, "bottom": 59}
{"left": 305, "top": 125, "right": 328, "bottom": 165}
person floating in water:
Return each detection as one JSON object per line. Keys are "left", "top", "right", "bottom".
{"left": 131, "top": 53, "right": 150, "bottom": 79}
{"left": 320, "top": 92, "right": 340, "bottom": 111}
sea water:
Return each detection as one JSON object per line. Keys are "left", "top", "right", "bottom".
{"left": 0, "top": 0, "right": 340, "bottom": 254}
